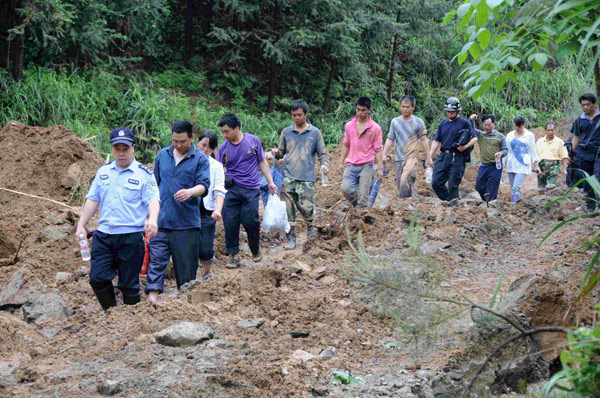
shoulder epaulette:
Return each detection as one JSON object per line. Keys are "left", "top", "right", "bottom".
{"left": 138, "top": 164, "right": 153, "bottom": 174}
{"left": 97, "top": 161, "right": 112, "bottom": 170}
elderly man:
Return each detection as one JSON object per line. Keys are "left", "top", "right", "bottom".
{"left": 536, "top": 122, "right": 568, "bottom": 192}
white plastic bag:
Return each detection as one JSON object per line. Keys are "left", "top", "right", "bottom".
{"left": 262, "top": 194, "right": 290, "bottom": 234}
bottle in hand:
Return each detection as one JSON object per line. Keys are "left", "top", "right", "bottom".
{"left": 78, "top": 234, "right": 91, "bottom": 261}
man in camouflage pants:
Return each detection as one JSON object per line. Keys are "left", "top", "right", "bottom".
{"left": 272, "top": 99, "right": 329, "bottom": 249}
{"left": 535, "top": 122, "right": 568, "bottom": 192}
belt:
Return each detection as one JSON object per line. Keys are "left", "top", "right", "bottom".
{"left": 540, "top": 159, "right": 559, "bottom": 163}
{"left": 442, "top": 149, "right": 459, "bottom": 154}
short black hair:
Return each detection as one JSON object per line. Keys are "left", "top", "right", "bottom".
{"left": 290, "top": 99, "right": 308, "bottom": 114}
{"left": 400, "top": 95, "right": 416, "bottom": 107}
{"left": 545, "top": 122, "right": 556, "bottom": 130}
{"left": 172, "top": 120, "right": 193, "bottom": 137}
{"left": 481, "top": 114, "right": 495, "bottom": 123}
{"left": 579, "top": 93, "right": 597, "bottom": 104}
{"left": 355, "top": 96, "right": 372, "bottom": 109}
{"left": 513, "top": 115, "right": 526, "bottom": 127}
{"left": 218, "top": 113, "right": 241, "bottom": 129}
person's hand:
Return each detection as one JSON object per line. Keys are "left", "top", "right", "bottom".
{"left": 211, "top": 209, "right": 222, "bottom": 221}
{"left": 271, "top": 148, "right": 278, "bottom": 158}
{"left": 145, "top": 219, "right": 158, "bottom": 238}
{"left": 338, "top": 162, "right": 345, "bottom": 171}
{"left": 426, "top": 157, "right": 433, "bottom": 167}
{"left": 494, "top": 152, "right": 501, "bottom": 162}
{"left": 268, "top": 182, "right": 278, "bottom": 195}
{"left": 457, "top": 144, "right": 467, "bottom": 152}
{"left": 321, "top": 164, "right": 329, "bottom": 175}
{"left": 75, "top": 225, "right": 87, "bottom": 243}
{"left": 535, "top": 166, "right": 542, "bottom": 174}
{"left": 377, "top": 167, "right": 384, "bottom": 177}
{"left": 469, "top": 114, "right": 478, "bottom": 121}
{"left": 174, "top": 189, "right": 191, "bottom": 202}
{"left": 560, "top": 169, "right": 568, "bottom": 176}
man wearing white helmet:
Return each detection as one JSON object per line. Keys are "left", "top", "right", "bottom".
{"left": 428, "top": 97, "right": 477, "bottom": 202}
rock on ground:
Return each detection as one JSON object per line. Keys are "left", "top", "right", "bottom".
{"left": 22, "top": 293, "right": 75, "bottom": 324}
{"left": 153, "top": 322, "right": 214, "bottom": 347}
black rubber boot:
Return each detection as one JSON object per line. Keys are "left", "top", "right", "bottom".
{"left": 123, "top": 294, "right": 141, "bottom": 305}
{"left": 93, "top": 284, "right": 117, "bottom": 311}
{"left": 284, "top": 227, "right": 296, "bottom": 250}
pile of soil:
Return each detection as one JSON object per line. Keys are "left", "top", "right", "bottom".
{"left": 0, "top": 122, "right": 596, "bottom": 397}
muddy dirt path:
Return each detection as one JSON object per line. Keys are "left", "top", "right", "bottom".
{"left": 0, "top": 122, "right": 596, "bottom": 398}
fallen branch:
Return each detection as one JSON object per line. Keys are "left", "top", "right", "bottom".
{"left": 0, "top": 240, "right": 22, "bottom": 267}
{"left": 83, "top": 135, "right": 97, "bottom": 141}
{"left": 0, "top": 188, "right": 73, "bottom": 209}
{"left": 461, "top": 326, "right": 574, "bottom": 398}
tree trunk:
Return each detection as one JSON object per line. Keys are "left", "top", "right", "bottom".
{"left": 184, "top": 0, "right": 195, "bottom": 67}
{"left": 267, "top": 66, "right": 276, "bottom": 113}
{"left": 386, "top": 11, "right": 402, "bottom": 105}
{"left": 595, "top": 56, "right": 600, "bottom": 99}
{"left": 323, "top": 59, "right": 337, "bottom": 111}
{"left": 11, "top": 0, "right": 23, "bottom": 80}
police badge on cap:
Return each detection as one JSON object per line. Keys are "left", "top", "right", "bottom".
{"left": 110, "top": 127, "right": 135, "bottom": 146}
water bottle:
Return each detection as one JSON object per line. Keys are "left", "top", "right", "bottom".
{"left": 78, "top": 234, "right": 91, "bottom": 261}
{"left": 496, "top": 159, "right": 502, "bottom": 170}
{"left": 425, "top": 166, "right": 433, "bottom": 183}
{"left": 321, "top": 167, "right": 329, "bottom": 186}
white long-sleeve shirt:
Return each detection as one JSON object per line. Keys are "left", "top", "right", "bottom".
{"left": 202, "top": 156, "right": 227, "bottom": 211}
{"left": 505, "top": 129, "right": 538, "bottom": 175}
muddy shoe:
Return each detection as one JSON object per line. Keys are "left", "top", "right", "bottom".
{"left": 307, "top": 225, "right": 318, "bottom": 240}
{"left": 225, "top": 257, "right": 240, "bottom": 269}
{"left": 284, "top": 227, "right": 296, "bottom": 250}
{"left": 202, "top": 270, "right": 213, "bottom": 280}
{"left": 252, "top": 248, "right": 263, "bottom": 262}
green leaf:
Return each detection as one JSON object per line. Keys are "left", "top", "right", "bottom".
{"left": 332, "top": 371, "right": 360, "bottom": 387}
{"left": 486, "top": 0, "right": 504, "bottom": 8}
{"left": 468, "top": 42, "right": 481, "bottom": 59}
{"left": 458, "top": 51, "right": 469, "bottom": 65}
{"left": 495, "top": 74, "right": 507, "bottom": 91}
{"left": 534, "top": 53, "right": 548, "bottom": 66}
{"left": 457, "top": 3, "right": 472, "bottom": 18}
{"left": 507, "top": 56, "right": 520, "bottom": 66}
{"left": 477, "top": 29, "right": 492, "bottom": 49}
{"left": 475, "top": 4, "right": 489, "bottom": 28}
{"left": 468, "top": 84, "right": 482, "bottom": 98}
{"left": 442, "top": 10, "right": 457, "bottom": 24}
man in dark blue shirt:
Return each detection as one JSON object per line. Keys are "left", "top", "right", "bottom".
{"left": 146, "top": 120, "right": 210, "bottom": 305}
{"left": 571, "top": 93, "right": 600, "bottom": 213}
{"left": 428, "top": 97, "right": 477, "bottom": 202}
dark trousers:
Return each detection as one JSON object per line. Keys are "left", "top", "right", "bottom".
{"left": 199, "top": 204, "right": 216, "bottom": 265}
{"left": 475, "top": 163, "right": 502, "bottom": 201}
{"left": 146, "top": 228, "right": 200, "bottom": 292}
{"left": 223, "top": 183, "right": 260, "bottom": 256}
{"left": 89, "top": 231, "right": 144, "bottom": 297}
{"left": 432, "top": 151, "right": 466, "bottom": 201}
{"left": 573, "top": 157, "right": 600, "bottom": 211}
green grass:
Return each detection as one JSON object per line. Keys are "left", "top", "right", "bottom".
{"left": 0, "top": 62, "right": 590, "bottom": 163}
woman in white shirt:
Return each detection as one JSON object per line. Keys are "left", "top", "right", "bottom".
{"left": 505, "top": 115, "right": 541, "bottom": 202}
{"left": 197, "top": 130, "right": 227, "bottom": 280}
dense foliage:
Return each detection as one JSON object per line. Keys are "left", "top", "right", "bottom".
{"left": 0, "top": 0, "right": 595, "bottom": 160}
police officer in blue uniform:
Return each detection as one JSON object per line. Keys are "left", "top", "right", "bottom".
{"left": 570, "top": 93, "right": 600, "bottom": 213}
{"left": 76, "top": 127, "right": 160, "bottom": 311}
{"left": 428, "top": 97, "right": 477, "bottom": 202}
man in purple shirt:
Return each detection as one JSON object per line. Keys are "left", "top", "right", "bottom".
{"left": 217, "top": 113, "right": 278, "bottom": 268}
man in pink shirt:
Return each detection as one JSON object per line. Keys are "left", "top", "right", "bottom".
{"left": 339, "top": 96, "right": 384, "bottom": 207}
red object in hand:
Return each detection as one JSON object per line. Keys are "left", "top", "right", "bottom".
{"left": 140, "top": 233, "right": 150, "bottom": 275}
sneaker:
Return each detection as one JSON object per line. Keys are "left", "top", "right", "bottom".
{"left": 511, "top": 194, "right": 522, "bottom": 203}
{"left": 202, "top": 270, "right": 213, "bottom": 280}
{"left": 252, "top": 248, "right": 263, "bottom": 262}
{"left": 284, "top": 227, "right": 296, "bottom": 250}
{"left": 545, "top": 184, "right": 556, "bottom": 190}
{"left": 225, "top": 257, "right": 240, "bottom": 269}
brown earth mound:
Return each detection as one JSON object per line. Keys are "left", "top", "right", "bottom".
{"left": 0, "top": 121, "right": 103, "bottom": 202}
